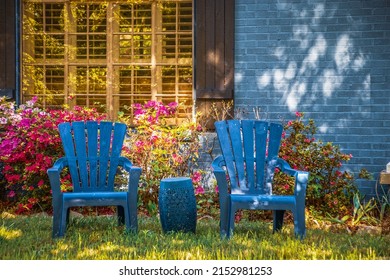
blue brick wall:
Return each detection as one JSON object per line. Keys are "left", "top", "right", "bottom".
{"left": 234, "top": 0, "right": 390, "bottom": 198}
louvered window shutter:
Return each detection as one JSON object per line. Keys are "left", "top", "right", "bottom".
{"left": 195, "top": 0, "right": 234, "bottom": 128}
{"left": 0, "top": 0, "right": 16, "bottom": 100}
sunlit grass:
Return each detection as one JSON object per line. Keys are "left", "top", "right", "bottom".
{"left": 0, "top": 226, "right": 22, "bottom": 240}
{"left": 0, "top": 214, "right": 388, "bottom": 260}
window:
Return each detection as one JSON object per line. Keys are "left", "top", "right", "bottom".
{"left": 22, "top": 0, "right": 193, "bottom": 122}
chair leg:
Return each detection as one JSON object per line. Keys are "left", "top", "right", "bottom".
{"left": 52, "top": 200, "right": 69, "bottom": 238}
{"left": 128, "top": 206, "right": 137, "bottom": 232}
{"left": 52, "top": 206, "right": 62, "bottom": 238}
{"left": 219, "top": 204, "right": 229, "bottom": 238}
{"left": 295, "top": 206, "right": 306, "bottom": 239}
{"left": 219, "top": 196, "right": 230, "bottom": 238}
{"left": 57, "top": 207, "right": 69, "bottom": 238}
{"left": 118, "top": 204, "right": 136, "bottom": 233}
{"left": 123, "top": 204, "right": 134, "bottom": 233}
{"left": 128, "top": 193, "right": 138, "bottom": 233}
{"left": 227, "top": 205, "right": 237, "bottom": 239}
{"left": 273, "top": 210, "right": 285, "bottom": 233}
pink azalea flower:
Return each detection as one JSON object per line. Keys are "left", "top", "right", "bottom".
{"left": 195, "top": 186, "right": 204, "bottom": 195}
{"left": 7, "top": 191, "right": 16, "bottom": 198}
{"left": 295, "top": 111, "right": 303, "bottom": 117}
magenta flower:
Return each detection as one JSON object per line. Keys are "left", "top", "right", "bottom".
{"left": 295, "top": 111, "right": 303, "bottom": 117}
{"left": 192, "top": 171, "right": 202, "bottom": 183}
{"left": 7, "top": 191, "right": 16, "bottom": 198}
{"left": 19, "top": 118, "right": 31, "bottom": 128}
{"left": 135, "top": 140, "right": 144, "bottom": 148}
{"left": 195, "top": 186, "right": 205, "bottom": 195}
{"left": 145, "top": 100, "right": 157, "bottom": 108}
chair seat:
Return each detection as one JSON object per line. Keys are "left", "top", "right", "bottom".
{"left": 63, "top": 192, "right": 128, "bottom": 207}
{"left": 230, "top": 194, "right": 296, "bottom": 210}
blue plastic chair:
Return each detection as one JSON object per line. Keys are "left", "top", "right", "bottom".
{"left": 212, "top": 120, "right": 309, "bottom": 239}
{"left": 47, "top": 121, "right": 141, "bottom": 238}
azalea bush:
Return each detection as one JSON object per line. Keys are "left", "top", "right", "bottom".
{"left": 0, "top": 96, "right": 106, "bottom": 213}
{"left": 120, "top": 101, "right": 203, "bottom": 216}
{"left": 274, "top": 112, "right": 369, "bottom": 217}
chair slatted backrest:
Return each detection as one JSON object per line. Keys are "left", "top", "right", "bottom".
{"left": 58, "top": 121, "right": 127, "bottom": 192}
{"left": 215, "top": 120, "right": 283, "bottom": 195}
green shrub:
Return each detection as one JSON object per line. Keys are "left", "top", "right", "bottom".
{"left": 274, "top": 112, "right": 367, "bottom": 217}
{"left": 120, "top": 101, "right": 203, "bottom": 216}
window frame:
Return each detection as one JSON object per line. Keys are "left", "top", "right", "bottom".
{"left": 21, "top": 0, "right": 194, "bottom": 122}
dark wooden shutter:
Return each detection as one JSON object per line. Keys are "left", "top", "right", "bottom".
{"left": 195, "top": 0, "right": 234, "bottom": 128}
{"left": 0, "top": 0, "right": 16, "bottom": 99}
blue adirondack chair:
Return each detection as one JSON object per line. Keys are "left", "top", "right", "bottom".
{"left": 47, "top": 121, "right": 141, "bottom": 238}
{"left": 212, "top": 120, "right": 309, "bottom": 239}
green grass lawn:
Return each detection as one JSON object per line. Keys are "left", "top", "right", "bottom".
{"left": 0, "top": 213, "right": 389, "bottom": 260}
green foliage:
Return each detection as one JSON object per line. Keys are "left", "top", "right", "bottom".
{"left": 274, "top": 112, "right": 362, "bottom": 217}
{"left": 328, "top": 193, "right": 379, "bottom": 228}
{"left": 374, "top": 182, "right": 390, "bottom": 229}
{"left": 196, "top": 191, "right": 219, "bottom": 218}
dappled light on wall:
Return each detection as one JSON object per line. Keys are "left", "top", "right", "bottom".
{"left": 239, "top": 2, "right": 369, "bottom": 113}
{"left": 233, "top": 0, "right": 390, "bottom": 185}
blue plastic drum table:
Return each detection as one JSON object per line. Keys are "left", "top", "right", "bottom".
{"left": 158, "top": 177, "right": 197, "bottom": 233}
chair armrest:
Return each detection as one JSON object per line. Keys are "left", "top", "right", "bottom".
{"left": 276, "top": 157, "right": 298, "bottom": 176}
{"left": 212, "top": 155, "right": 229, "bottom": 196}
{"left": 47, "top": 157, "right": 69, "bottom": 199}
{"left": 119, "top": 156, "right": 142, "bottom": 193}
{"left": 212, "top": 155, "right": 226, "bottom": 171}
{"left": 212, "top": 155, "right": 231, "bottom": 238}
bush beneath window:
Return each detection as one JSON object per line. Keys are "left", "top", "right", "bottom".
{"left": 119, "top": 101, "right": 203, "bottom": 216}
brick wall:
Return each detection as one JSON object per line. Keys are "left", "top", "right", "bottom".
{"left": 234, "top": 0, "right": 390, "bottom": 198}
